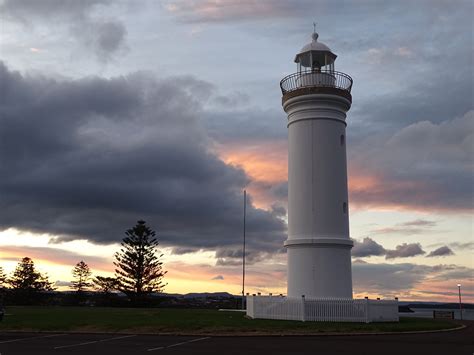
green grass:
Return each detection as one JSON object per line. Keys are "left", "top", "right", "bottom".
{"left": 0, "top": 307, "right": 460, "bottom": 335}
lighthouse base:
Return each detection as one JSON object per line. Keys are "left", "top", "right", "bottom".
{"left": 285, "top": 238, "right": 353, "bottom": 298}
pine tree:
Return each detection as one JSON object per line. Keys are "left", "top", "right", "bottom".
{"left": 114, "top": 220, "right": 167, "bottom": 305}
{"left": 93, "top": 276, "right": 118, "bottom": 294}
{"left": 0, "top": 266, "right": 6, "bottom": 288}
{"left": 0, "top": 266, "right": 5, "bottom": 306}
{"left": 70, "top": 260, "right": 92, "bottom": 292}
{"left": 8, "top": 257, "right": 55, "bottom": 304}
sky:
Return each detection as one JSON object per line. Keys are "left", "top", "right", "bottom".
{"left": 0, "top": 0, "right": 472, "bottom": 302}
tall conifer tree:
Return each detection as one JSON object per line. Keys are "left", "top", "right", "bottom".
{"left": 71, "top": 260, "right": 92, "bottom": 292}
{"left": 114, "top": 220, "right": 166, "bottom": 305}
{"left": 8, "top": 257, "right": 54, "bottom": 304}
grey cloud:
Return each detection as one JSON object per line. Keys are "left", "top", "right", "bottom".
{"left": 435, "top": 268, "right": 473, "bottom": 281}
{"left": 349, "top": 111, "right": 474, "bottom": 212}
{"left": 353, "top": 262, "right": 432, "bottom": 293}
{"left": 171, "top": 247, "right": 202, "bottom": 255}
{"left": 415, "top": 289, "right": 474, "bottom": 298}
{"left": 371, "top": 220, "right": 437, "bottom": 236}
{"left": 1, "top": 0, "right": 127, "bottom": 62}
{"left": 215, "top": 248, "right": 268, "bottom": 266}
{"left": 401, "top": 220, "right": 436, "bottom": 227}
{"left": 352, "top": 237, "right": 386, "bottom": 258}
{"left": 211, "top": 91, "right": 250, "bottom": 108}
{"left": 385, "top": 243, "right": 425, "bottom": 259}
{"left": 0, "top": 62, "right": 286, "bottom": 256}
{"left": 211, "top": 275, "right": 224, "bottom": 280}
{"left": 165, "top": 0, "right": 409, "bottom": 26}
{"left": 0, "top": 0, "right": 109, "bottom": 20}
{"left": 353, "top": 239, "right": 436, "bottom": 260}
{"left": 449, "top": 242, "right": 474, "bottom": 250}
{"left": 427, "top": 246, "right": 455, "bottom": 258}
{"left": 269, "top": 182, "right": 288, "bottom": 201}
{"left": 204, "top": 108, "right": 287, "bottom": 143}
{"left": 165, "top": 0, "right": 308, "bottom": 23}
{"left": 352, "top": 259, "right": 368, "bottom": 264}
{"left": 270, "top": 204, "right": 286, "bottom": 218}
{"left": 73, "top": 20, "right": 128, "bottom": 63}
{"left": 55, "top": 280, "right": 72, "bottom": 287}
{"left": 427, "top": 264, "right": 473, "bottom": 282}
{"left": 353, "top": 262, "right": 474, "bottom": 297}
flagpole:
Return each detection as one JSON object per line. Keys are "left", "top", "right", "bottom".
{"left": 242, "top": 189, "right": 246, "bottom": 310}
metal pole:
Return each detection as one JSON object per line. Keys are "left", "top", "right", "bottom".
{"left": 242, "top": 190, "right": 246, "bottom": 310}
{"left": 457, "top": 284, "right": 462, "bottom": 320}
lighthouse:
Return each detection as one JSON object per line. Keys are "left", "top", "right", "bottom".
{"left": 246, "top": 31, "right": 399, "bottom": 322}
{"left": 281, "top": 31, "right": 354, "bottom": 299}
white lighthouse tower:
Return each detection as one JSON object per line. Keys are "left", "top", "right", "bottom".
{"left": 246, "top": 31, "right": 400, "bottom": 322}
{"left": 281, "top": 31, "right": 354, "bottom": 299}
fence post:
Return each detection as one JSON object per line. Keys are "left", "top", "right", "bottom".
{"left": 365, "top": 297, "right": 370, "bottom": 323}
{"left": 246, "top": 295, "right": 253, "bottom": 318}
{"left": 301, "top": 295, "right": 306, "bottom": 322}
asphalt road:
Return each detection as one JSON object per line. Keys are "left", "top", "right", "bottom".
{"left": 0, "top": 322, "right": 472, "bottom": 355}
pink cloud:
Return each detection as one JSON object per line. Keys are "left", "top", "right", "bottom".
{"left": 165, "top": 0, "right": 299, "bottom": 23}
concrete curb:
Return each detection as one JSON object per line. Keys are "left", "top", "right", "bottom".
{"left": 0, "top": 324, "right": 466, "bottom": 337}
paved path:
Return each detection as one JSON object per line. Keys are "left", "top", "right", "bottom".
{"left": 0, "top": 322, "right": 472, "bottom": 354}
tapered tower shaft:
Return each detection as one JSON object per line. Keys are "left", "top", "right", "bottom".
{"left": 281, "top": 32, "right": 354, "bottom": 298}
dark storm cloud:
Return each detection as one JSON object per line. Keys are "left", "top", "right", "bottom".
{"left": 171, "top": 247, "right": 202, "bottom": 255}
{"left": 214, "top": 248, "right": 267, "bottom": 266}
{"left": 352, "top": 237, "right": 386, "bottom": 258}
{"left": 427, "top": 246, "right": 454, "bottom": 258}
{"left": 385, "top": 243, "right": 425, "bottom": 259}
{"left": 352, "top": 238, "right": 433, "bottom": 260}
{"left": 0, "top": 0, "right": 127, "bottom": 62}
{"left": 0, "top": 62, "right": 286, "bottom": 254}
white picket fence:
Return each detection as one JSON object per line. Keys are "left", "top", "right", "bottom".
{"left": 246, "top": 296, "right": 399, "bottom": 323}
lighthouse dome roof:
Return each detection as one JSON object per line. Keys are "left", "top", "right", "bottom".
{"left": 294, "top": 32, "right": 337, "bottom": 64}
{"left": 299, "top": 33, "right": 333, "bottom": 53}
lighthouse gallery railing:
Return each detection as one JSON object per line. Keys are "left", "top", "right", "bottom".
{"left": 280, "top": 70, "right": 353, "bottom": 95}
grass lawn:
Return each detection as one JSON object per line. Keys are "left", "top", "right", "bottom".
{"left": 0, "top": 307, "right": 460, "bottom": 335}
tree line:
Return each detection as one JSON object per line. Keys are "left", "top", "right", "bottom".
{"left": 0, "top": 220, "right": 167, "bottom": 307}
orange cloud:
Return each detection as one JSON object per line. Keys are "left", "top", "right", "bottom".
{"left": 216, "top": 140, "right": 287, "bottom": 209}
{"left": 218, "top": 140, "right": 287, "bottom": 184}
{"left": 0, "top": 245, "right": 113, "bottom": 273}
{"left": 164, "top": 260, "right": 287, "bottom": 295}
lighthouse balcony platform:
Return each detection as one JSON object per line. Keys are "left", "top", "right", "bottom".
{"left": 280, "top": 70, "right": 353, "bottom": 104}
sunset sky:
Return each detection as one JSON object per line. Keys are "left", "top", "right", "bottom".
{"left": 0, "top": 0, "right": 472, "bottom": 302}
